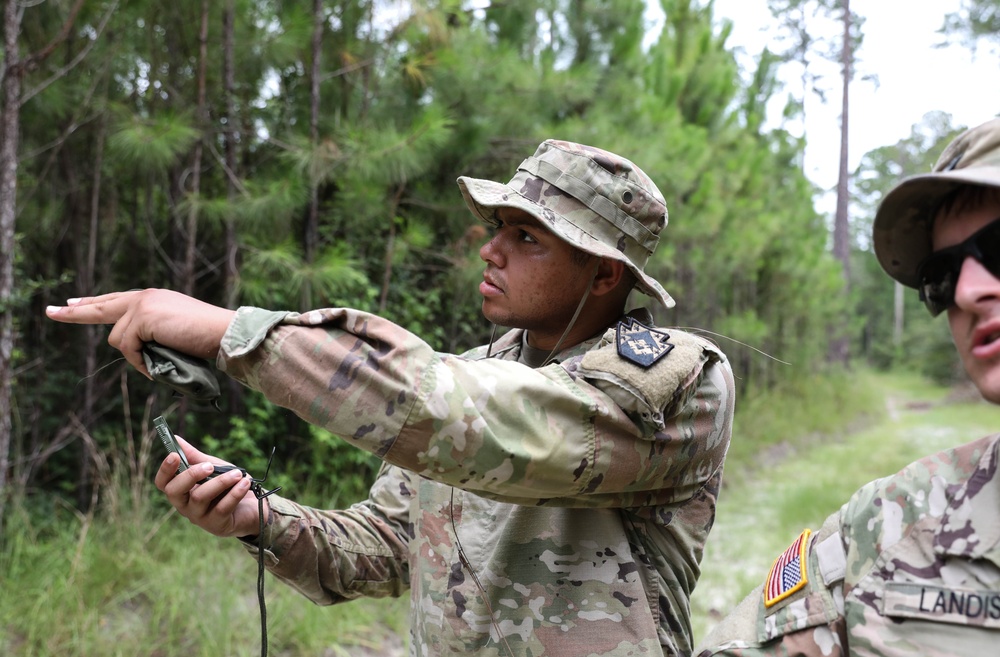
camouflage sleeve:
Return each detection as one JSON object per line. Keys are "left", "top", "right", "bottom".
{"left": 695, "top": 511, "right": 850, "bottom": 657}
{"left": 219, "top": 306, "right": 734, "bottom": 508}
{"left": 240, "top": 462, "right": 414, "bottom": 605}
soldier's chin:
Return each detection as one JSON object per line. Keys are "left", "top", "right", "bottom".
{"left": 480, "top": 300, "right": 511, "bottom": 327}
{"left": 972, "top": 371, "right": 1000, "bottom": 405}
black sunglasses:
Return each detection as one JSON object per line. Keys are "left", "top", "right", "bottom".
{"left": 917, "top": 216, "right": 1000, "bottom": 316}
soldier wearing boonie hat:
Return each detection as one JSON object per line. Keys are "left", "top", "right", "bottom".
{"left": 873, "top": 117, "right": 1000, "bottom": 291}
{"left": 46, "top": 139, "right": 736, "bottom": 657}
{"left": 458, "top": 139, "right": 676, "bottom": 309}
{"left": 696, "top": 117, "right": 1000, "bottom": 657}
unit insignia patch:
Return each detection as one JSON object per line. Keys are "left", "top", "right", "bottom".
{"left": 615, "top": 317, "right": 674, "bottom": 368}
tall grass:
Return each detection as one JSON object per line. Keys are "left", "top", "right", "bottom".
{"left": 723, "top": 368, "right": 887, "bottom": 482}
{"left": 0, "top": 412, "right": 409, "bottom": 657}
{"left": 0, "top": 504, "right": 409, "bottom": 656}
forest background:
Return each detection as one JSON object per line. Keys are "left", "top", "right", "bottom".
{"left": 0, "top": 0, "right": 998, "bottom": 654}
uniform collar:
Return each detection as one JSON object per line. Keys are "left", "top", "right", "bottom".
{"left": 480, "top": 307, "right": 654, "bottom": 367}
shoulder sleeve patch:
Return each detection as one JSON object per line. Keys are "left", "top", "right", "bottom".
{"left": 754, "top": 519, "right": 846, "bottom": 644}
{"left": 616, "top": 317, "right": 675, "bottom": 367}
{"left": 577, "top": 321, "right": 711, "bottom": 431}
{"left": 764, "top": 529, "right": 811, "bottom": 608}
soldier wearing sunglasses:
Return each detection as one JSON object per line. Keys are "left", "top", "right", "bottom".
{"left": 697, "top": 117, "right": 1000, "bottom": 657}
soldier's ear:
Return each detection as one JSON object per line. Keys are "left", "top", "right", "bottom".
{"left": 590, "top": 258, "right": 625, "bottom": 297}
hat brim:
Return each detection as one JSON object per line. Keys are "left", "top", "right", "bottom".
{"left": 458, "top": 175, "right": 676, "bottom": 309}
{"left": 873, "top": 166, "right": 1000, "bottom": 288}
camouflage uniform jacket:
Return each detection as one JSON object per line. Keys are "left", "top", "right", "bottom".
{"left": 697, "top": 433, "right": 1000, "bottom": 657}
{"left": 219, "top": 305, "right": 735, "bottom": 656}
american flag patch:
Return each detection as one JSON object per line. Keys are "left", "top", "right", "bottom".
{"left": 763, "top": 529, "right": 812, "bottom": 608}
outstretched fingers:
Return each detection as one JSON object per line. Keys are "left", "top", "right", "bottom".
{"left": 45, "top": 290, "right": 138, "bottom": 325}
{"left": 46, "top": 290, "right": 149, "bottom": 372}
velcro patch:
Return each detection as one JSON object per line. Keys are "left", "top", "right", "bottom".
{"left": 616, "top": 317, "right": 674, "bottom": 367}
{"left": 764, "top": 529, "right": 811, "bottom": 608}
{"left": 578, "top": 323, "right": 710, "bottom": 433}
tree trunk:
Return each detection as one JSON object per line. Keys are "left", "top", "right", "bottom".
{"left": 828, "top": 0, "right": 852, "bottom": 365}
{"left": 833, "top": 0, "right": 851, "bottom": 280}
{"left": 893, "top": 281, "right": 904, "bottom": 347}
{"left": 182, "top": 0, "right": 211, "bottom": 296}
{"left": 302, "top": 0, "right": 323, "bottom": 311}
{"left": 0, "top": 0, "right": 22, "bottom": 529}
{"left": 222, "top": 0, "right": 238, "bottom": 309}
{"left": 379, "top": 184, "right": 406, "bottom": 312}
{"left": 76, "top": 116, "right": 107, "bottom": 510}
{"left": 222, "top": 0, "right": 244, "bottom": 414}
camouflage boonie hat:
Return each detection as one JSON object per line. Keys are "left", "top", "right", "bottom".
{"left": 873, "top": 117, "right": 1000, "bottom": 288}
{"left": 457, "top": 139, "right": 675, "bottom": 308}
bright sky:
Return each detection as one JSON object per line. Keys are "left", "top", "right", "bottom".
{"left": 705, "top": 0, "right": 1000, "bottom": 210}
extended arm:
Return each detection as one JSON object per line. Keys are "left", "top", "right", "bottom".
{"left": 221, "top": 305, "right": 734, "bottom": 508}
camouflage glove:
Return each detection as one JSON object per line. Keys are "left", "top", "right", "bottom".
{"left": 142, "top": 342, "right": 221, "bottom": 407}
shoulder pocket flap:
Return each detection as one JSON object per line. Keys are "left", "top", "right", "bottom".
{"left": 815, "top": 531, "right": 846, "bottom": 586}
{"left": 579, "top": 329, "right": 710, "bottom": 428}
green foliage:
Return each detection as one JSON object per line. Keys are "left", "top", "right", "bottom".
{"left": 851, "top": 112, "right": 969, "bottom": 377}
{"left": 107, "top": 112, "right": 201, "bottom": 176}
{"left": 0, "top": 233, "right": 72, "bottom": 314}
{"left": 296, "top": 424, "right": 383, "bottom": 507}
{"left": 201, "top": 402, "right": 290, "bottom": 485}
{"left": 233, "top": 176, "right": 310, "bottom": 238}
{"left": 196, "top": 394, "right": 381, "bottom": 507}
{"left": 321, "top": 107, "right": 456, "bottom": 187}
{"left": 5, "top": 7, "right": 1000, "bottom": 654}
{"left": 6, "top": 0, "right": 917, "bottom": 549}
{"left": 941, "top": 0, "right": 1000, "bottom": 53}
{"left": 894, "top": 317, "right": 965, "bottom": 384}
{"left": 239, "top": 240, "right": 375, "bottom": 309}
{"left": 382, "top": 280, "right": 449, "bottom": 349}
